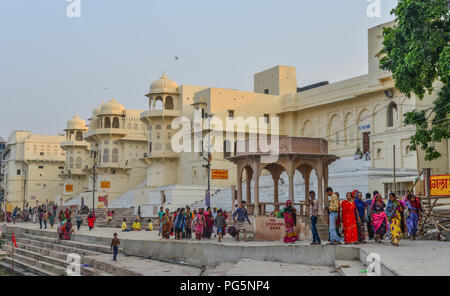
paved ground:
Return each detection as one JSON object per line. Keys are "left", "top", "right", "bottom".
{"left": 359, "top": 240, "right": 450, "bottom": 276}
{"left": 5, "top": 223, "right": 450, "bottom": 276}
{"left": 89, "top": 253, "right": 201, "bottom": 276}
{"left": 205, "top": 259, "right": 337, "bottom": 276}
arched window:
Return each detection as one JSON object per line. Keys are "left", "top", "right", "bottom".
{"left": 387, "top": 102, "right": 398, "bottom": 127}
{"left": 69, "top": 157, "right": 74, "bottom": 169}
{"left": 75, "top": 157, "right": 82, "bottom": 169}
{"left": 405, "top": 145, "right": 411, "bottom": 155}
{"left": 155, "top": 96, "right": 163, "bottom": 110}
{"left": 112, "top": 149, "right": 119, "bottom": 163}
{"left": 223, "top": 140, "right": 231, "bottom": 158}
{"left": 103, "top": 148, "right": 110, "bottom": 163}
{"left": 149, "top": 97, "right": 154, "bottom": 110}
{"left": 112, "top": 117, "right": 120, "bottom": 128}
{"left": 165, "top": 96, "right": 174, "bottom": 110}
{"left": 104, "top": 117, "right": 111, "bottom": 128}
{"left": 75, "top": 131, "right": 83, "bottom": 141}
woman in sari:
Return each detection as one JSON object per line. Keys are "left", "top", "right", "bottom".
{"left": 341, "top": 192, "right": 359, "bottom": 244}
{"left": 87, "top": 211, "right": 95, "bottom": 231}
{"left": 282, "top": 200, "right": 299, "bottom": 244}
{"left": 63, "top": 219, "right": 73, "bottom": 240}
{"left": 371, "top": 193, "right": 388, "bottom": 243}
{"left": 354, "top": 191, "right": 366, "bottom": 243}
{"left": 405, "top": 195, "right": 421, "bottom": 240}
{"left": 161, "top": 210, "right": 171, "bottom": 239}
{"left": 194, "top": 209, "right": 205, "bottom": 240}
{"left": 203, "top": 207, "right": 213, "bottom": 239}
{"left": 386, "top": 193, "right": 403, "bottom": 246}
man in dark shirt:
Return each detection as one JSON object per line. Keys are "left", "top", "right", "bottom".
{"left": 232, "top": 201, "right": 251, "bottom": 242}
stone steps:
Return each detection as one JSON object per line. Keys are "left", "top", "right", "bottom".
{"left": 2, "top": 232, "right": 138, "bottom": 276}
{"left": 19, "top": 233, "right": 116, "bottom": 254}
{"left": 2, "top": 253, "right": 61, "bottom": 276}
{"left": 7, "top": 246, "right": 112, "bottom": 276}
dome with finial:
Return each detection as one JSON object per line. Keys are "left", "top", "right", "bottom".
{"left": 150, "top": 71, "right": 179, "bottom": 93}
{"left": 66, "top": 113, "right": 87, "bottom": 130}
{"left": 101, "top": 98, "right": 125, "bottom": 115}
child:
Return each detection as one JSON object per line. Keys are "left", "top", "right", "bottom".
{"left": 110, "top": 233, "right": 120, "bottom": 262}
{"left": 214, "top": 209, "right": 226, "bottom": 243}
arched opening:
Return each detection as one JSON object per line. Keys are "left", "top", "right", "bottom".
{"left": 387, "top": 102, "right": 398, "bottom": 127}
{"left": 155, "top": 96, "right": 163, "bottom": 110}
{"left": 112, "top": 148, "right": 119, "bottom": 163}
{"left": 328, "top": 115, "right": 341, "bottom": 146}
{"left": 149, "top": 97, "right": 154, "bottom": 110}
{"left": 75, "top": 131, "right": 83, "bottom": 141}
{"left": 104, "top": 117, "right": 111, "bottom": 129}
{"left": 165, "top": 96, "right": 174, "bottom": 110}
{"left": 302, "top": 120, "right": 314, "bottom": 137}
{"left": 75, "top": 157, "right": 82, "bottom": 169}
{"left": 223, "top": 140, "right": 232, "bottom": 158}
{"left": 112, "top": 117, "right": 120, "bottom": 128}
{"left": 103, "top": 148, "right": 110, "bottom": 163}
{"left": 344, "top": 113, "right": 354, "bottom": 146}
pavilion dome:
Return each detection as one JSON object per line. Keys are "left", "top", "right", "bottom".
{"left": 66, "top": 113, "right": 87, "bottom": 130}
{"left": 150, "top": 71, "right": 179, "bottom": 93}
{"left": 101, "top": 98, "right": 125, "bottom": 115}
{"left": 92, "top": 103, "right": 103, "bottom": 117}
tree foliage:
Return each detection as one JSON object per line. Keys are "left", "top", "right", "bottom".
{"left": 380, "top": 0, "right": 450, "bottom": 161}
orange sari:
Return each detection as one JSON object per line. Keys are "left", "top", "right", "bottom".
{"left": 341, "top": 200, "right": 358, "bottom": 244}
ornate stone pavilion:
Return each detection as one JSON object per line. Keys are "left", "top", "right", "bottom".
{"left": 227, "top": 137, "right": 338, "bottom": 218}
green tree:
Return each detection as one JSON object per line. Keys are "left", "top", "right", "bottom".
{"left": 380, "top": 0, "right": 449, "bottom": 161}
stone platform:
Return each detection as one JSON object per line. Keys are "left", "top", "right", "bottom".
{"left": 2, "top": 223, "right": 450, "bottom": 276}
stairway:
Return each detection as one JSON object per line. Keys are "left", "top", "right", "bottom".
{"left": 0, "top": 232, "right": 138, "bottom": 276}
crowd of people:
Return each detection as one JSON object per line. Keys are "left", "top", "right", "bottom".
{"left": 318, "top": 187, "right": 422, "bottom": 246}
{"left": 152, "top": 202, "right": 253, "bottom": 243}
{"left": 2, "top": 187, "right": 423, "bottom": 248}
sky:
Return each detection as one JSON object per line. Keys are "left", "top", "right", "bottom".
{"left": 0, "top": 0, "right": 398, "bottom": 138}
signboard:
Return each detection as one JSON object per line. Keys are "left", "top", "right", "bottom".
{"left": 65, "top": 184, "right": 74, "bottom": 193}
{"left": 430, "top": 174, "right": 450, "bottom": 196}
{"left": 100, "top": 181, "right": 111, "bottom": 189}
{"left": 98, "top": 195, "right": 108, "bottom": 207}
{"left": 212, "top": 169, "right": 228, "bottom": 180}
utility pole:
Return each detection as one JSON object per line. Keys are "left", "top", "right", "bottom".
{"left": 91, "top": 151, "right": 97, "bottom": 210}
{"left": 393, "top": 145, "right": 396, "bottom": 195}
{"left": 22, "top": 168, "right": 27, "bottom": 210}
{"left": 202, "top": 113, "right": 213, "bottom": 208}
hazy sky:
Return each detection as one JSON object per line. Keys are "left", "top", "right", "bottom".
{"left": 0, "top": 0, "right": 397, "bottom": 138}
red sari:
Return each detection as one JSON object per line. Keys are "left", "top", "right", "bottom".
{"left": 341, "top": 200, "right": 358, "bottom": 244}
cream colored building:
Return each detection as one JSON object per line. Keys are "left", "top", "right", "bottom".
{"left": 3, "top": 131, "right": 66, "bottom": 209}
{"left": 5, "top": 21, "right": 448, "bottom": 212}
{"left": 60, "top": 114, "right": 91, "bottom": 204}
{"left": 64, "top": 99, "right": 149, "bottom": 208}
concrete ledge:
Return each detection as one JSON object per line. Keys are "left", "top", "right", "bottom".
{"left": 2, "top": 225, "right": 360, "bottom": 268}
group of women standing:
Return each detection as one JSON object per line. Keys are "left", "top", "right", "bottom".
{"left": 339, "top": 190, "right": 422, "bottom": 246}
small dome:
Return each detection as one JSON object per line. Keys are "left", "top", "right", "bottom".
{"left": 150, "top": 71, "right": 179, "bottom": 93}
{"left": 101, "top": 98, "right": 125, "bottom": 115}
{"left": 66, "top": 114, "right": 87, "bottom": 130}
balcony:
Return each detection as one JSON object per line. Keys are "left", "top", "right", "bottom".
{"left": 84, "top": 128, "right": 127, "bottom": 138}
{"left": 140, "top": 109, "right": 182, "bottom": 120}
{"left": 61, "top": 141, "right": 89, "bottom": 148}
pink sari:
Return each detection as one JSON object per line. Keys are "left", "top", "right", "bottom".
{"left": 371, "top": 194, "right": 389, "bottom": 233}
